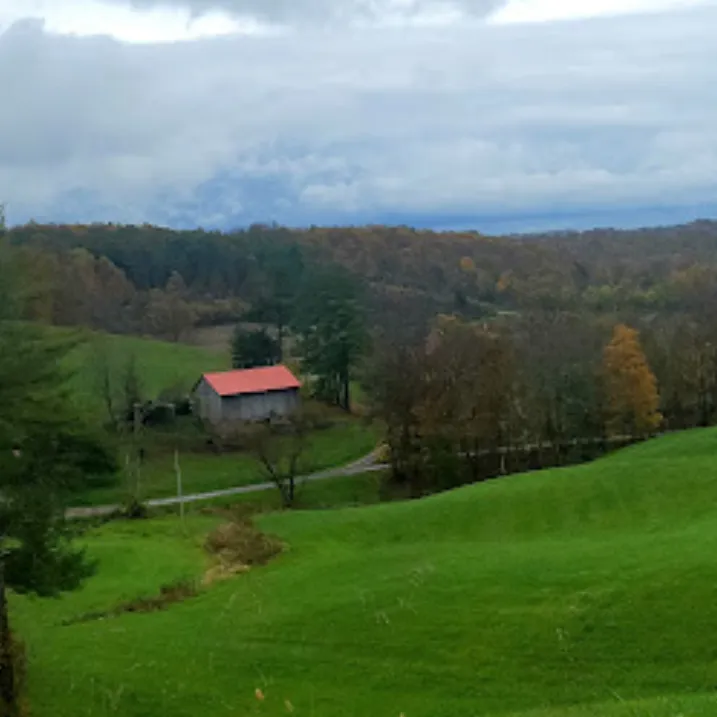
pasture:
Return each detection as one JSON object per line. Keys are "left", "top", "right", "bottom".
{"left": 14, "top": 428, "right": 717, "bottom": 716}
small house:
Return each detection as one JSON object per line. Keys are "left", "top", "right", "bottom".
{"left": 193, "top": 365, "right": 302, "bottom": 425}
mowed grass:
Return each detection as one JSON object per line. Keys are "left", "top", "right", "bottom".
{"left": 73, "top": 419, "right": 383, "bottom": 506}
{"left": 14, "top": 428, "right": 717, "bottom": 717}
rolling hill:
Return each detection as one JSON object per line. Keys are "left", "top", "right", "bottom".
{"left": 14, "top": 428, "right": 717, "bottom": 717}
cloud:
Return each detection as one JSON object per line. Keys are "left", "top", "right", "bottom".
{"left": 114, "top": 0, "right": 503, "bottom": 28}
{"left": 0, "top": 0, "right": 275, "bottom": 43}
{"left": 489, "top": 0, "right": 717, "bottom": 24}
{"left": 0, "top": 2, "right": 716, "bottom": 231}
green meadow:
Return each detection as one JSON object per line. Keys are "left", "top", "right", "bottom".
{"left": 14, "top": 428, "right": 717, "bottom": 717}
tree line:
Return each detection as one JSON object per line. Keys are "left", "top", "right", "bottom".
{"left": 9, "top": 217, "right": 717, "bottom": 457}
{"left": 11, "top": 219, "right": 717, "bottom": 336}
{"left": 366, "top": 310, "right": 666, "bottom": 496}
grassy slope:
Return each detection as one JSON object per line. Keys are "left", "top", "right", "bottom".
{"left": 65, "top": 330, "right": 230, "bottom": 417}
{"left": 15, "top": 429, "right": 717, "bottom": 717}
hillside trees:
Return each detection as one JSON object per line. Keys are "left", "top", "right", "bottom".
{"left": 10, "top": 218, "right": 717, "bottom": 441}
{"left": 231, "top": 327, "right": 281, "bottom": 369}
{"left": 371, "top": 310, "right": 675, "bottom": 493}
{"left": 22, "top": 247, "right": 137, "bottom": 332}
{"left": 0, "top": 210, "right": 116, "bottom": 716}
{"left": 12, "top": 218, "right": 717, "bottom": 322}
{"left": 241, "top": 409, "right": 311, "bottom": 507}
{"left": 370, "top": 315, "right": 522, "bottom": 494}
{"left": 145, "top": 271, "right": 196, "bottom": 341}
{"left": 243, "top": 233, "right": 305, "bottom": 360}
{"left": 368, "top": 334, "right": 427, "bottom": 491}
{"left": 515, "top": 311, "right": 606, "bottom": 456}
{"left": 643, "top": 317, "right": 717, "bottom": 429}
{"left": 293, "top": 269, "right": 367, "bottom": 412}
{"left": 423, "top": 316, "right": 520, "bottom": 484}
{"left": 602, "top": 324, "right": 663, "bottom": 437}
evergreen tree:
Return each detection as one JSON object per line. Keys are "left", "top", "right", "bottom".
{"left": 231, "top": 327, "right": 281, "bottom": 369}
{"left": 0, "top": 207, "right": 116, "bottom": 716}
{"left": 293, "top": 268, "right": 366, "bottom": 412}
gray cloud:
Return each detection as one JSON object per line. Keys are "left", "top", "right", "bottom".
{"left": 115, "top": 0, "right": 503, "bottom": 26}
{"left": 1, "top": 5, "right": 716, "bottom": 228}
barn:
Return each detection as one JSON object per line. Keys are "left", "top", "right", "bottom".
{"left": 193, "top": 365, "right": 302, "bottom": 424}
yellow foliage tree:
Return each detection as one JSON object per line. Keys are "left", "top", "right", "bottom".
{"left": 602, "top": 324, "right": 662, "bottom": 437}
{"left": 459, "top": 256, "right": 476, "bottom": 274}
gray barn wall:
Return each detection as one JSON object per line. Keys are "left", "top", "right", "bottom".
{"left": 221, "top": 388, "right": 300, "bottom": 422}
{"left": 194, "top": 378, "right": 224, "bottom": 424}
{"left": 194, "top": 381, "right": 300, "bottom": 425}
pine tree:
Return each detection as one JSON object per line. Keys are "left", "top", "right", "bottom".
{"left": 293, "top": 269, "right": 366, "bottom": 412}
{"left": 231, "top": 327, "right": 280, "bottom": 369}
{"left": 0, "top": 207, "right": 116, "bottom": 715}
{"left": 602, "top": 324, "right": 662, "bottom": 437}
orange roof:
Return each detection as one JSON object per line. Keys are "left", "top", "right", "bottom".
{"left": 202, "top": 365, "right": 301, "bottom": 397}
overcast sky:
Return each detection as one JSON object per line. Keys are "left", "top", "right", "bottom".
{"left": 1, "top": 0, "right": 716, "bottom": 232}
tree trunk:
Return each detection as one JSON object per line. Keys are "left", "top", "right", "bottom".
{"left": 0, "top": 564, "right": 18, "bottom": 717}
{"left": 343, "top": 375, "right": 351, "bottom": 413}
{"left": 288, "top": 476, "right": 295, "bottom": 506}
{"left": 277, "top": 321, "right": 284, "bottom": 362}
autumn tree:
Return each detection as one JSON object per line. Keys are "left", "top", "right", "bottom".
{"left": 366, "top": 330, "right": 427, "bottom": 492}
{"left": 643, "top": 317, "right": 717, "bottom": 429}
{"left": 91, "top": 255, "right": 136, "bottom": 331}
{"left": 602, "top": 324, "right": 662, "bottom": 437}
{"left": 422, "top": 315, "right": 520, "bottom": 481}
{"left": 145, "top": 271, "right": 195, "bottom": 341}
{"left": 370, "top": 315, "right": 521, "bottom": 493}
{"left": 515, "top": 311, "right": 606, "bottom": 456}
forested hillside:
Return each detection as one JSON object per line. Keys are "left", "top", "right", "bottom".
{"left": 9, "top": 217, "right": 717, "bottom": 493}
{"left": 10, "top": 219, "right": 717, "bottom": 329}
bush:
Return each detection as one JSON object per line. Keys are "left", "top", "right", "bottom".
{"left": 142, "top": 402, "right": 176, "bottom": 427}
{"left": 204, "top": 516, "right": 283, "bottom": 569}
{"left": 375, "top": 443, "right": 391, "bottom": 464}
{"left": 65, "top": 579, "right": 199, "bottom": 625}
{"left": 122, "top": 498, "right": 148, "bottom": 520}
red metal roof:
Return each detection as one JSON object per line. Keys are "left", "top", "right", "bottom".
{"left": 202, "top": 365, "right": 301, "bottom": 397}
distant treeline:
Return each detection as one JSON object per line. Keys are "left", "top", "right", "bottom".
{"left": 9, "top": 219, "right": 717, "bottom": 325}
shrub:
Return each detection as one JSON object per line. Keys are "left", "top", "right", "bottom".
{"left": 204, "top": 517, "right": 283, "bottom": 569}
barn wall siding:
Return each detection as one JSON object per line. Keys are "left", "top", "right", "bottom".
{"left": 224, "top": 389, "right": 300, "bottom": 421}
{"left": 194, "top": 378, "right": 224, "bottom": 424}
{"left": 194, "top": 383, "right": 300, "bottom": 424}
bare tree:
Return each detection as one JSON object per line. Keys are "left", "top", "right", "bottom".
{"left": 91, "top": 337, "right": 120, "bottom": 432}
{"left": 91, "top": 343, "right": 146, "bottom": 513}
{"left": 242, "top": 411, "right": 312, "bottom": 508}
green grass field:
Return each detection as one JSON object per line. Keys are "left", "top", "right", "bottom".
{"left": 65, "top": 330, "right": 230, "bottom": 417}
{"left": 73, "top": 419, "right": 382, "bottom": 506}
{"left": 15, "top": 428, "right": 717, "bottom": 717}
